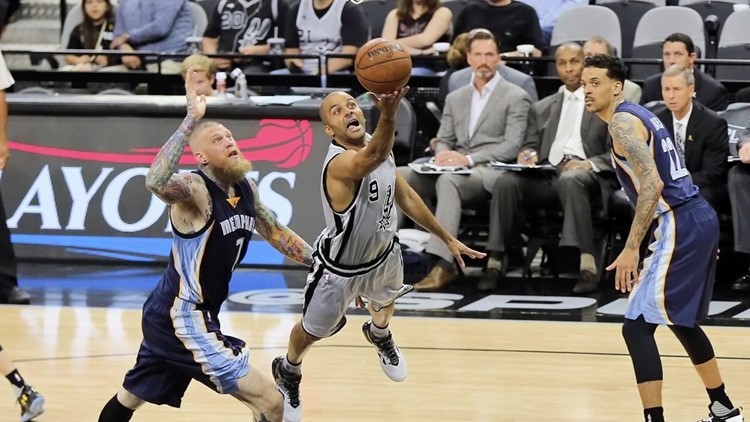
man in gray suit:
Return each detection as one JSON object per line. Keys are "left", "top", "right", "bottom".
{"left": 399, "top": 28, "right": 532, "bottom": 291}
{"left": 448, "top": 58, "right": 538, "bottom": 102}
{"left": 480, "top": 43, "right": 618, "bottom": 293}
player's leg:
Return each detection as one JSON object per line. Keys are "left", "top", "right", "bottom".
{"left": 98, "top": 388, "right": 145, "bottom": 422}
{"left": 668, "top": 325, "right": 743, "bottom": 422}
{"left": 0, "top": 345, "right": 44, "bottom": 422}
{"left": 361, "top": 247, "right": 411, "bottom": 382}
{"left": 273, "top": 261, "right": 351, "bottom": 422}
{"left": 621, "top": 316, "right": 665, "bottom": 422}
{"left": 232, "top": 365, "right": 283, "bottom": 422}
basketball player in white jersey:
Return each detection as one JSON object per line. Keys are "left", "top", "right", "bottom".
{"left": 272, "top": 87, "right": 486, "bottom": 421}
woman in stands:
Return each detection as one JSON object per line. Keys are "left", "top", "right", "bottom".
{"left": 381, "top": 0, "right": 452, "bottom": 75}
{"left": 63, "top": 0, "right": 118, "bottom": 70}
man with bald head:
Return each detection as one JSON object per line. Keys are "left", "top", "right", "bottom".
{"left": 480, "top": 42, "right": 619, "bottom": 293}
{"left": 98, "top": 69, "right": 315, "bottom": 422}
{"left": 272, "top": 88, "right": 484, "bottom": 422}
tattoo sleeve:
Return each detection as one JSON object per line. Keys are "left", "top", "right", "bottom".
{"left": 145, "top": 116, "right": 196, "bottom": 203}
{"left": 610, "top": 113, "right": 663, "bottom": 251}
{"left": 251, "top": 182, "right": 314, "bottom": 266}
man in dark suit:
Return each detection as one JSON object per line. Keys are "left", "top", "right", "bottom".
{"left": 400, "top": 29, "right": 531, "bottom": 291}
{"left": 728, "top": 123, "right": 750, "bottom": 290}
{"left": 656, "top": 64, "right": 729, "bottom": 211}
{"left": 480, "top": 43, "right": 618, "bottom": 293}
{"left": 641, "top": 33, "right": 729, "bottom": 112}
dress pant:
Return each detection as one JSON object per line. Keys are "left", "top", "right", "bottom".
{"left": 0, "top": 188, "right": 18, "bottom": 292}
{"left": 728, "top": 164, "right": 750, "bottom": 254}
{"left": 398, "top": 166, "right": 503, "bottom": 263}
{"left": 488, "top": 168, "right": 613, "bottom": 255}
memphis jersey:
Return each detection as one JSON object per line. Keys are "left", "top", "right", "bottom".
{"left": 154, "top": 170, "right": 256, "bottom": 313}
{"left": 611, "top": 102, "right": 699, "bottom": 215}
{"left": 316, "top": 140, "right": 397, "bottom": 267}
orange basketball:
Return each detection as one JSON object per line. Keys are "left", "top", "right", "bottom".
{"left": 355, "top": 38, "right": 412, "bottom": 95}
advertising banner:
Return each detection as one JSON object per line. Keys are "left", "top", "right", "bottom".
{"left": 4, "top": 112, "right": 331, "bottom": 267}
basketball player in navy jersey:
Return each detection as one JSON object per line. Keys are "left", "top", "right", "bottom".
{"left": 582, "top": 55, "right": 744, "bottom": 422}
{"left": 271, "top": 88, "right": 486, "bottom": 422}
{"left": 97, "top": 69, "right": 314, "bottom": 422}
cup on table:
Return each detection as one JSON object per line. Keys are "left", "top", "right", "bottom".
{"left": 267, "top": 37, "right": 286, "bottom": 55}
{"left": 516, "top": 44, "right": 534, "bottom": 57}
{"left": 733, "top": 4, "right": 749, "bottom": 12}
{"left": 432, "top": 42, "right": 450, "bottom": 55}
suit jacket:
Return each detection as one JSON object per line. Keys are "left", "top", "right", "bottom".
{"left": 523, "top": 91, "right": 613, "bottom": 173}
{"left": 436, "top": 74, "right": 532, "bottom": 184}
{"left": 448, "top": 65, "right": 538, "bottom": 102}
{"left": 642, "top": 69, "right": 729, "bottom": 112}
{"left": 656, "top": 100, "right": 729, "bottom": 189}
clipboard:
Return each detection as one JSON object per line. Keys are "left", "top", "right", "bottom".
{"left": 407, "top": 162, "right": 472, "bottom": 175}
{"left": 488, "top": 161, "right": 556, "bottom": 172}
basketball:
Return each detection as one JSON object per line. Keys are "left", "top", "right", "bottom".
{"left": 355, "top": 38, "right": 412, "bottom": 95}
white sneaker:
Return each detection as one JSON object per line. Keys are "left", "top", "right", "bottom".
{"left": 698, "top": 406, "right": 744, "bottom": 422}
{"left": 362, "top": 321, "right": 408, "bottom": 382}
{"left": 272, "top": 356, "right": 302, "bottom": 422}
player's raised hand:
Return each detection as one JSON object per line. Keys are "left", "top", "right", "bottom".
{"left": 185, "top": 68, "right": 206, "bottom": 121}
{"left": 607, "top": 247, "right": 640, "bottom": 293}
{"left": 444, "top": 237, "right": 486, "bottom": 269}
{"left": 369, "top": 86, "right": 410, "bottom": 118}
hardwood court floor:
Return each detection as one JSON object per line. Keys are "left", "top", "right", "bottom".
{"left": 0, "top": 305, "right": 748, "bottom": 422}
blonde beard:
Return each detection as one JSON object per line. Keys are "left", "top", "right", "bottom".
{"left": 212, "top": 157, "right": 253, "bottom": 185}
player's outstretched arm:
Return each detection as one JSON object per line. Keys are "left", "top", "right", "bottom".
{"left": 145, "top": 68, "right": 206, "bottom": 204}
{"left": 606, "top": 112, "right": 664, "bottom": 292}
{"left": 248, "top": 179, "right": 314, "bottom": 267}
{"left": 394, "top": 172, "right": 485, "bottom": 267}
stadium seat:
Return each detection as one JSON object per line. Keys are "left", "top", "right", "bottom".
{"left": 596, "top": 0, "right": 666, "bottom": 5}
{"left": 679, "top": 0, "right": 743, "bottom": 57}
{"left": 548, "top": 5, "right": 620, "bottom": 76}
{"left": 597, "top": 0, "right": 657, "bottom": 58}
{"left": 631, "top": 6, "right": 705, "bottom": 79}
{"left": 718, "top": 102, "right": 750, "bottom": 157}
{"left": 357, "top": 94, "right": 417, "bottom": 163}
{"left": 359, "top": 0, "right": 397, "bottom": 39}
{"left": 714, "top": 9, "right": 750, "bottom": 81}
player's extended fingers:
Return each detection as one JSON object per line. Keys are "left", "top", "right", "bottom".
{"left": 453, "top": 252, "right": 466, "bottom": 268}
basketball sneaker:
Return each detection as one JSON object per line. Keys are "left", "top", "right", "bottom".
{"left": 362, "top": 320, "right": 407, "bottom": 382}
{"left": 17, "top": 385, "right": 45, "bottom": 422}
{"left": 272, "top": 356, "right": 302, "bottom": 422}
{"left": 697, "top": 406, "right": 744, "bottom": 422}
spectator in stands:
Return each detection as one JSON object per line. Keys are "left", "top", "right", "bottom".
{"left": 454, "top": 0, "right": 545, "bottom": 58}
{"left": 278, "top": 0, "right": 368, "bottom": 75}
{"left": 522, "top": 0, "right": 586, "bottom": 45}
{"left": 655, "top": 65, "right": 728, "bottom": 211}
{"left": 437, "top": 32, "right": 470, "bottom": 106}
{"left": 728, "top": 127, "right": 750, "bottom": 291}
{"left": 582, "top": 36, "right": 641, "bottom": 103}
{"left": 640, "top": 33, "right": 729, "bottom": 112}
{"left": 107, "top": 0, "right": 194, "bottom": 74}
{"left": 481, "top": 43, "right": 618, "bottom": 293}
{"left": 63, "top": 0, "right": 118, "bottom": 71}
{"left": 381, "top": 0, "right": 453, "bottom": 76}
{"left": 399, "top": 29, "right": 531, "bottom": 291}
{"left": 202, "top": 0, "right": 290, "bottom": 74}
{"left": 180, "top": 54, "right": 216, "bottom": 97}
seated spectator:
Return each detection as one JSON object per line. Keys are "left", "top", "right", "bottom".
{"left": 454, "top": 0, "right": 545, "bottom": 58}
{"left": 180, "top": 54, "right": 216, "bottom": 97}
{"left": 202, "top": 0, "right": 290, "bottom": 74}
{"left": 522, "top": 0, "right": 587, "bottom": 45}
{"left": 63, "top": 0, "right": 119, "bottom": 71}
{"left": 729, "top": 132, "right": 750, "bottom": 290}
{"left": 107, "top": 0, "right": 194, "bottom": 74}
{"left": 437, "top": 32, "right": 470, "bottom": 106}
{"left": 381, "top": 0, "right": 452, "bottom": 76}
{"left": 582, "top": 36, "right": 641, "bottom": 103}
{"left": 447, "top": 30, "right": 538, "bottom": 102}
{"left": 399, "top": 29, "right": 531, "bottom": 291}
{"left": 655, "top": 64, "right": 729, "bottom": 212}
{"left": 641, "top": 33, "right": 729, "bottom": 112}
{"left": 277, "top": 0, "right": 368, "bottom": 75}
{"left": 481, "top": 43, "right": 618, "bottom": 294}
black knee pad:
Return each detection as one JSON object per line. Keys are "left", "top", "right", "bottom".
{"left": 622, "top": 317, "right": 663, "bottom": 384}
{"left": 668, "top": 324, "right": 715, "bottom": 365}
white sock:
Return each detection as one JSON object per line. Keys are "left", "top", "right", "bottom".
{"left": 487, "top": 257, "right": 503, "bottom": 271}
{"left": 370, "top": 322, "right": 390, "bottom": 339}
{"left": 283, "top": 356, "right": 302, "bottom": 375}
{"left": 580, "top": 253, "right": 597, "bottom": 274}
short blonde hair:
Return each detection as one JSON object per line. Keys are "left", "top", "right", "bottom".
{"left": 181, "top": 54, "right": 216, "bottom": 79}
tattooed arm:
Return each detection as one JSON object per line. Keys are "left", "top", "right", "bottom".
{"left": 145, "top": 68, "right": 207, "bottom": 205}
{"left": 248, "top": 179, "right": 314, "bottom": 267}
{"left": 606, "top": 112, "right": 664, "bottom": 292}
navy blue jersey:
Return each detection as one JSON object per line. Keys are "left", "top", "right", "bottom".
{"left": 611, "top": 101, "right": 699, "bottom": 214}
{"left": 153, "top": 170, "right": 256, "bottom": 313}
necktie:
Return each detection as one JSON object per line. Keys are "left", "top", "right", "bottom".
{"left": 549, "top": 95, "right": 577, "bottom": 166}
{"left": 674, "top": 121, "right": 686, "bottom": 161}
